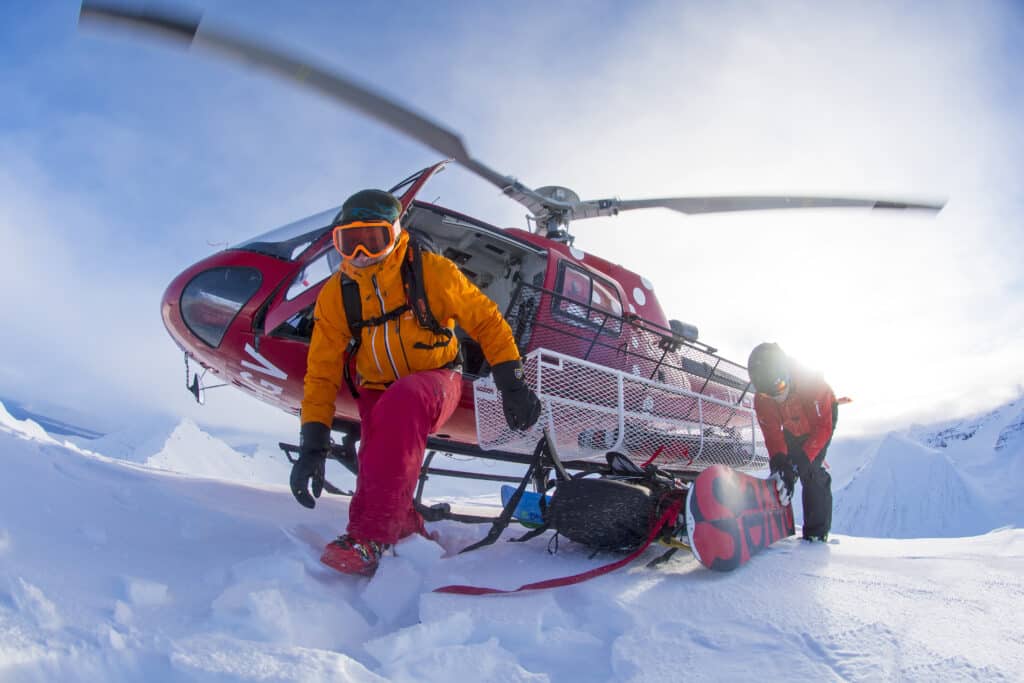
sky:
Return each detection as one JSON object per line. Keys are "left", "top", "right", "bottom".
{"left": 1, "top": 0, "right": 1023, "bottom": 438}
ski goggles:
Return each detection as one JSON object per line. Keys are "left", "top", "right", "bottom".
{"left": 765, "top": 376, "right": 788, "bottom": 397}
{"left": 332, "top": 219, "right": 399, "bottom": 260}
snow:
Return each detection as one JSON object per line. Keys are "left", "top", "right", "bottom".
{"left": 1, "top": 398, "right": 1023, "bottom": 681}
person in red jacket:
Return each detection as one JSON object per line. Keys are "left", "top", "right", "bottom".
{"left": 748, "top": 342, "right": 837, "bottom": 541}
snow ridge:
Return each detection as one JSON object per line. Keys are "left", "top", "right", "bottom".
{"left": 912, "top": 395, "right": 1023, "bottom": 449}
{"left": 995, "top": 409, "right": 1024, "bottom": 452}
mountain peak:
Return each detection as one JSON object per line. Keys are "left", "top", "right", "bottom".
{"left": 833, "top": 432, "right": 995, "bottom": 538}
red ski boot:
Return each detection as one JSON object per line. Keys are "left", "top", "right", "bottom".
{"left": 320, "top": 535, "right": 390, "bottom": 576}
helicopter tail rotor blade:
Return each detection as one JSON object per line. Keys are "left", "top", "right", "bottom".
{"left": 607, "top": 195, "right": 946, "bottom": 216}
{"left": 78, "top": 2, "right": 520, "bottom": 196}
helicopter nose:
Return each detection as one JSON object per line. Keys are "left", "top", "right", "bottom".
{"left": 161, "top": 269, "right": 189, "bottom": 350}
{"left": 161, "top": 260, "right": 264, "bottom": 351}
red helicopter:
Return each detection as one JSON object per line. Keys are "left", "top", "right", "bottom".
{"left": 81, "top": 4, "right": 943, "bottom": 500}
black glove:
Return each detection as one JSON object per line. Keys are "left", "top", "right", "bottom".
{"left": 789, "top": 449, "right": 812, "bottom": 479}
{"left": 291, "top": 422, "right": 329, "bottom": 509}
{"left": 769, "top": 453, "right": 797, "bottom": 503}
{"left": 491, "top": 360, "right": 542, "bottom": 431}
{"left": 783, "top": 430, "right": 815, "bottom": 476}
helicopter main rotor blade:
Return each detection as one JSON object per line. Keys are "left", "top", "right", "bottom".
{"left": 78, "top": 2, "right": 548, "bottom": 207}
{"left": 577, "top": 195, "right": 945, "bottom": 219}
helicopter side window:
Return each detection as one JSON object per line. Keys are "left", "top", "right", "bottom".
{"left": 554, "top": 262, "right": 623, "bottom": 336}
{"left": 285, "top": 248, "right": 342, "bottom": 301}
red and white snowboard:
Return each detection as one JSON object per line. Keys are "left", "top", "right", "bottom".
{"left": 685, "top": 464, "right": 794, "bottom": 571}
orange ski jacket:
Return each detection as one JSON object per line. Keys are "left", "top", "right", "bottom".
{"left": 754, "top": 367, "right": 836, "bottom": 463}
{"left": 301, "top": 231, "right": 521, "bottom": 427}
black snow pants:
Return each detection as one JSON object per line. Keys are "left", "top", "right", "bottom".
{"left": 796, "top": 455, "right": 832, "bottom": 539}
{"left": 786, "top": 401, "right": 837, "bottom": 539}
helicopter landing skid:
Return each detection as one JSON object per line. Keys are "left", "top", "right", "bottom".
{"left": 277, "top": 428, "right": 577, "bottom": 530}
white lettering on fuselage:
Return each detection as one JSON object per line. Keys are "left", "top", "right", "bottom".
{"left": 239, "top": 371, "right": 284, "bottom": 395}
{"left": 241, "top": 343, "right": 287, "bottom": 379}
{"left": 239, "top": 343, "right": 287, "bottom": 396}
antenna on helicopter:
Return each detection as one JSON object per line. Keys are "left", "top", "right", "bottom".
{"left": 184, "top": 353, "right": 227, "bottom": 405}
{"left": 79, "top": 2, "right": 946, "bottom": 245}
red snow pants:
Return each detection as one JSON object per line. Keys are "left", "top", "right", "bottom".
{"left": 347, "top": 368, "right": 463, "bottom": 544}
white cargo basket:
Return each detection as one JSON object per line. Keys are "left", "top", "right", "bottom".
{"left": 475, "top": 349, "right": 767, "bottom": 473}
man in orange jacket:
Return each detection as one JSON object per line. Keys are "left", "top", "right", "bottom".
{"left": 291, "top": 189, "right": 541, "bottom": 575}
{"left": 748, "top": 342, "right": 836, "bottom": 542}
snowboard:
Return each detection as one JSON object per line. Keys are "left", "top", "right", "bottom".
{"left": 685, "top": 464, "right": 794, "bottom": 571}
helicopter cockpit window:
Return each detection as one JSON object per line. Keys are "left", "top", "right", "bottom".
{"left": 286, "top": 248, "right": 342, "bottom": 301}
{"left": 554, "top": 262, "right": 623, "bottom": 336}
{"left": 232, "top": 207, "right": 339, "bottom": 261}
{"left": 180, "top": 267, "right": 263, "bottom": 348}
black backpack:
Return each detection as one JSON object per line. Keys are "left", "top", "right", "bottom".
{"left": 465, "top": 447, "right": 688, "bottom": 557}
{"left": 545, "top": 453, "right": 687, "bottom": 553}
{"left": 441, "top": 449, "right": 690, "bottom": 594}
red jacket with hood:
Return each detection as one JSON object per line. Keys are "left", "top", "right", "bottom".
{"left": 754, "top": 367, "right": 836, "bottom": 463}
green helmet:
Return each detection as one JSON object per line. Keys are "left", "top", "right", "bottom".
{"left": 335, "top": 189, "right": 403, "bottom": 226}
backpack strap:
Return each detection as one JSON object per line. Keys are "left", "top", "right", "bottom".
{"left": 402, "top": 236, "right": 454, "bottom": 350}
{"left": 339, "top": 276, "right": 364, "bottom": 399}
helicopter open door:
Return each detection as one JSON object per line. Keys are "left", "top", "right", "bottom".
{"left": 397, "top": 204, "right": 549, "bottom": 376}
{"left": 260, "top": 239, "right": 337, "bottom": 341}
{"left": 258, "top": 161, "right": 453, "bottom": 341}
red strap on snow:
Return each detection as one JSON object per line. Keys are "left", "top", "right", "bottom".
{"left": 434, "top": 498, "right": 683, "bottom": 596}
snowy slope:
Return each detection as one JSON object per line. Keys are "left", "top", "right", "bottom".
{"left": 831, "top": 433, "right": 995, "bottom": 538}
{"left": 2, "top": 402, "right": 1023, "bottom": 681}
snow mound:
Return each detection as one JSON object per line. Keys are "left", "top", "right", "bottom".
{"left": 832, "top": 432, "right": 994, "bottom": 538}
{"left": 75, "top": 415, "right": 287, "bottom": 485}
{"left": 72, "top": 414, "right": 181, "bottom": 463}
{"left": 0, "top": 400, "right": 57, "bottom": 444}
{"left": 144, "top": 418, "right": 286, "bottom": 483}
